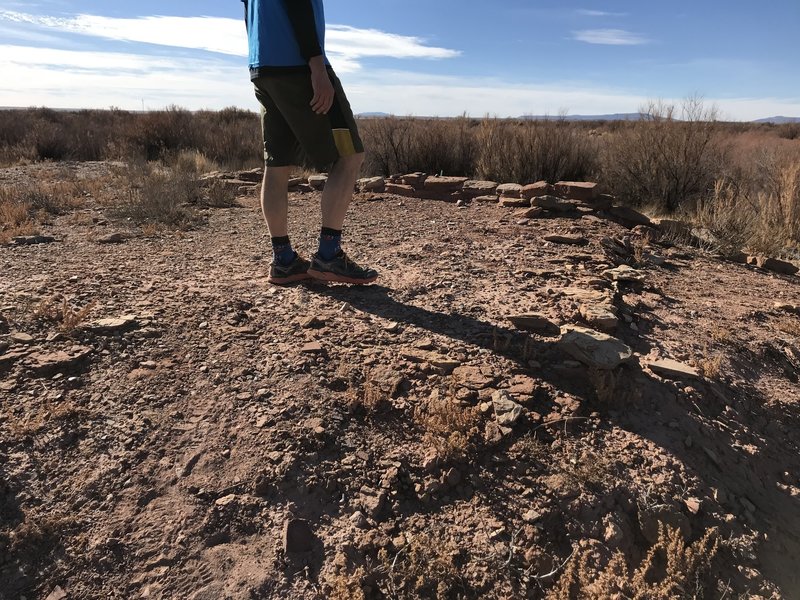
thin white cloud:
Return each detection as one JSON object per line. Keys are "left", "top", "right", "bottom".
{"left": 2, "top": 43, "right": 796, "bottom": 120}
{"left": 576, "top": 9, "right": 629, "bottom": 17}
{"left": 573, "top": 29, "right": 648, "bottom": 45}
{"left": 0, "top": 9, "right": 459, "bottom": 73}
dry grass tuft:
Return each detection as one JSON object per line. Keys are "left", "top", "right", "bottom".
{"left": 549, "top": 525, "right": 720, "bottom": 599}
{"left": 202, "top": 179, "right": 239, "bottom": 208}
{"left": 377, "top": 531, "right": 466, "bottom": 599}
{"left": 415, "top": 393, "right": 480, "bottom": 462}
{"left": 323, "top": 567, "right": 368, "bottom": 600}
{"left": 33, "top": 295, "right": 96, "bottom": 332}
{"left": 693, "top": 350, "right": 724, "bottom": 380}
{"left": 777, "top": 318, "right": 800, "bottom": 338}
{"left": 112, "top": 164, "right": 200, "bottom": 228}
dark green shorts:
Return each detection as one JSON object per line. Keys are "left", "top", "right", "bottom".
{"left": 252, "top": 68, "right": 364, "bottom": 171}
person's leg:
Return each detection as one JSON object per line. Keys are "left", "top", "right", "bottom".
{"left": 320, "top": 152, "right": 364, "bottom": 231}
{"left": 261, "top": 165, "right": 291, "bottom": 237}
{"left": 252, "top": 78, "right": 310, "bottom": 283}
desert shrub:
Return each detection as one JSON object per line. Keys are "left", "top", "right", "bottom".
{"left": 695, "top": 149, "right": 800, "bottom": 256}
{"left": 475, "top": 117, "right": 599, "bottom": 184}
{"left": 113, "top": 164, "right": 200, "bottom": 227}
{"left": 548, "top": 525, "right": 720, "bottom": 599}
{"left": 603, "top": 98, "right": 727, "bottom": 212}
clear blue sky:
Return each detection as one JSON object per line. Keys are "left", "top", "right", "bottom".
{"left": 1, "top": 0, "right": 798, "bottom": 119}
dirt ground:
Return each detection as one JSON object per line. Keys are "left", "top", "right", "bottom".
{"left": 2, "top": 162, "right": 800, "bottom": 599}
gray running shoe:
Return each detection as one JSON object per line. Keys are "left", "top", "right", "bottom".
{"left": 268, "top": 253, "right": 311, "bottom": 285}
{"left": 307, "top": 250, "right": 379, "bottom": 284}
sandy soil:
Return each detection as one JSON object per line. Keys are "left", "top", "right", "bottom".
{"left": 2, "top": 162, "right": 800, "bottom": 599}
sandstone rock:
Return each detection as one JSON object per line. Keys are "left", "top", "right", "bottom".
{"left": 544, "top": 233, "right": 588, "bottom": 246}
{"left": 25, "top": 346, "right": 93, "bottom": 377}
{"left": 508, "top": 374, "right": 538, "bottom": 397}
{"left": 579, "top": 303, "right": 618, "bottom": 332}
{"left": 607, "top": 205, "right": 651, "bottom": 227}
{"left": 515, "top": 207, "right": 544, "bottom": 219}
{"left": 9, "top": 332, "right": 34, "bottom": 344}
{"left": 98, "top": 233, "right": 126, "bottom": 244}
{"left": 462, "top": 180, "right": 498, "bottom": 197}
{"left": 13, "top": 235, "right": 55, "bottom": 245}
{"left": 506, "top": 313, "right": 560, "bottom": 336}
{"left": 0, "top": 349, "right": 26, "bottom": 372}
{"left": 521, "top": 181, "right": 551, "bottom": 199}
{"left": 301, "top": 342, "right": 324, "bottom": 354}
{"left": 308, "top": 175, "right": 328, "bottom": 190}
{"left": 496, "top": 183, "right": 523, "bottom": 198}
{"left": 499, "top": 197, "right": 529, "bottom": 208}
{"left": 452, "top": 365, "right": 497, "bottom": 390}
{"left": 283, "top": 519, "right": 315, "bottom": 553}
{"left": 288, "top": 176, "right": 303, "bottom": 189}
{"left": 385, "top": 183, "right": 417, "bottom": 197}
{"left": 492, "top": 390, "right": 523, "bottom": 428}
{"left": 350, "top": 511, "right": 368, "bottom": 529}
{"left": 357, "top": 177, "right": 386, "bottom": 193}
{"left": 400, "top": 350, "right": 461, "bottom": 373}
{"left": 424, "top": 176, "right": 468, "bottom": 193}
{"left": 532, "top": 195, "right": 578, "bottom": 212}
{"left": 87, "top": 315, "right": 139, "bottom": 334}
{"left": 400, "top": 172, "right": 427, "bottom": 188}
{"left": 237, "top": 168, "right": 263, "bottom": 183}
{"left": 472, "top": 195, "right": 499, "bottom": 203}
{"left": 554, "top": 181, "right": 598, "bottom": 201}
{"left": 603, "top": 265, "right": 646, "bottom": 283}
{"left": 558, "top": 326, "right": 633, "bottom": 370}
{"left": 45, "top": 586, "right": 68, "bottom": 600}
{"left": 300, "top": 316, "right": 325, "bottom": 329}
{"left": 646, "top": 358, "right": 700, "bottom": 380}
{"left": 360, "top": 488, "right": 387, "bottom": 519}
{"left": 750, "top": 256, "right": 798, "bottom": 275}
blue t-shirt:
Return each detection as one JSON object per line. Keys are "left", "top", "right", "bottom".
{"left": 242, "top": 0, "right": 328, "bottom": 69}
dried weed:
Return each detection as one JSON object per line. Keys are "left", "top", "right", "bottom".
{"left": 415, "top": 393, "right": 480, "bottom": 462}
{"left": 548, "top": 525, "right": 720, "bottom": 599}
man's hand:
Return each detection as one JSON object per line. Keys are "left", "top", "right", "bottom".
{"left": 309, "top": 56, "right": 334, "bottom": 115}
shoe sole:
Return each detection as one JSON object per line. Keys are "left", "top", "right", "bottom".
{"left": 268, "top": 272, "right": 312, "bottom": 285}
{"left": 307, "top": 268, "right": 378, "bottom": 285}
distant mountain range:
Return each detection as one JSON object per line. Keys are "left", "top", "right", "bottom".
{"left": 356, "top": 112, "right": 800, "bottom": 123}
{"left": 752, "top": 116, "right": 800, "bottom": 124}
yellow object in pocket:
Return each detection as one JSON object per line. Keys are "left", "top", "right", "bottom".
{"left": 332, "top": 128, "right": 356, "bottom": 157}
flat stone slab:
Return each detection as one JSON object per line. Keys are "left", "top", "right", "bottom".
{"left": 607, "top": 205, "right": 651, "bottom": 227}
{"left": 283, "top": 518, "right": 315, "bottom": 553}
{"left": 87, "top": 315, "right": 139, "bottom": 333}
{"left": 603, "top": 265, "right": 646, "bottom": 282}
{"left": 544, "top": 234, "right": 589, "bottom": 246}
{"left": 452, "top": 365, "right": 497, "bottom": 390}
{"left": 646, "top": 359, "right": 701, "bottom": 380}
{"left": 462, "top": 180, "right": 498, "bottom": 196}
{"left": 522, "top": 181, "right": 551, "bottom": 199}
{"left": 13, "top": 235, "right": 55, "bottom": 245}
{"left": 499, "top": 197, "right": 530, "bottom": 208}
{"left": 357, "top": 176, "right": 386, "bottom": 192}
{"left": 496, "top": 183, "right": 523, "bottom": 198}
{"left": 506, "top": 313, "right": 560, "bottom": 336}
{"left": 579, "top": 303, "right": 619, "bottom": 333}
{"left": 385, "top": 183, "right": 417, "bottom": 197}
{"left": 554, "top": 181, "right": 598, "bottom": 201}
{"left": 749, "top": 256, "right": 798, "bottom": 275}
{"left": 558, "top": 326, "right": 633, "bottom": 370}
{"left": 532, "top": 195, "right": 579, "bottom": 212}
{"left": 424, "top": 176, "right": 469, "bottom": 192}
{"left": 25, "top": 345, "right": 93, "bottom": 377}
{"left": 492, "top": 390, "right": 523, "bottom": 428}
